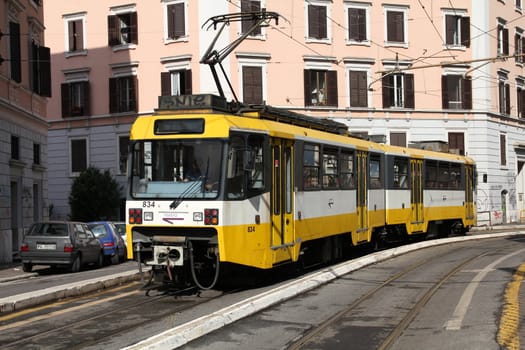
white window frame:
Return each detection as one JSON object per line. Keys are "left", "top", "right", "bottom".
{"left": 498, "top": 18, "right": 508, "bottom": 56}
{"left": 63, "top": 12, "right": 87, "bottom": 57}
{"left": 161, "top": 55, "right": 191, "bottom": 95}
{"left": 305, "top": 0, "right": 332, "bottom": 44}
{"left": 383, "top": 5, "right": 409, "bottom": 48}
{"left": 345, "top": 61, "right": 372, "bottom": 108}
{"left": 238, "top": 0, "right": 267, "bottom": 40}
{"left": 162, "top": 0, "right": 188, "bottom": 44}
{"left": 442, "top": 9, "right": 468, "bottom": 50}
{"left": 109, "top": 4, "right": 138, "bottom": 51}
{"left": 237, "top": 54, "right": 269, "bottom": 104}
{"left": 345, "top": 2, "right": 370, "bottom": 46}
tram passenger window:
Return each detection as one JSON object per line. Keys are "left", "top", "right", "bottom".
{"left": 393, "top": 157, "right": 408, "bottom": 188}
{"left": 322, "top": 148, "right": 338, "bottom": 189}
{"left": 227, "top": 136, "right": 246, "bottom": 199}
{"left": 303, "top": 143, "right": 320, "bottom": 190}
{"left": 425, "top": 161, "right": 438, "bottom": 189}
{"left": 438, "top": 162, "right": 450, "bottom": 189}
{"left": 340, "top": 150, "right": 354, "bottom": 189}
{"left": 450, "top": 163, "right": 461, "bottom": 189}
{"left": 247, "top": 135, "right": 265, "bottom": 191}
{"left": 369, "top": 156, "right": 382, "bottom": 189}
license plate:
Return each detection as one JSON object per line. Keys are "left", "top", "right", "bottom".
{"left": 37, "top": 243, "right": 56, "bottom": 250}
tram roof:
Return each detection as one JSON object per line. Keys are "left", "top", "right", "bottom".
{"left": 156, "top": 94, "right": 349, "bottom": 136}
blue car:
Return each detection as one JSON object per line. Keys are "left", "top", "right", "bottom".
{"left": 87, "top": 221, "right": 127, "bottom": 264}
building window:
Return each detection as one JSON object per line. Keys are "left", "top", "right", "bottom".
{"left": 307, "top": 2, "right": 328, "bottom": 40}
{"left": 109, "top": 76, "right": 138, "bottom": 113}
{"left": 448, "top": 132, "right": 465, "bottom": 155}
{"left": 382, "top": 73, "right": 414, "bottom": 108}
{"left": 33, "top": 143, "right": 41, "bottom": 165}
{"left": 241, "top": 0, "right": 262, "bottom": 36}
{"left": 31, "top": 42, "right": 52, "bottom": 97}
{"left": 61, "top": 81, "right": 90, "bottom": 117}
{"left": 515, "top": 29, "right": 525, "bottom": 64}
{"left": 304, "top": 69, "right": 338, "bottom": 107}
{"left": 498, "top": 20, "right": 509, "bottom": 56}
{"left": 65, "top": 16, "right": 85, "bottom": 52}
{"left": 385, "top": 6, "right": 408, "bottom": 45}
{"left": 442, "top": 75, "right": 472, "bottom": 109}
{"left": 349, "top": 70, "right": 368, "bottom": 107}
{"left": 242, "top": 66, "right": 263, "bottom": 104}
{"left": 9, "top": 22, "right": 21, "bottom": 83}
{"left": 444, "top": 14, "right": 470, "bottom": 47}
{"left": 499, "top": 80, "right": 511, "bottom": 115}
{"left": 390, "top": 132, "right": 406, "bottom": 147}
{"left": 500, "top": 133, "right": 507, "bottom": 166}
{"left": 70, "top": 138, "right": 88, "bottom": 174}
{"left": 517, "top": 86, "right": 525, "bottom": 118}
{"left": 11, "top": 135, "right": 20, "bottom": 161}
{"left": 118, "top": 136, "right": 129, "bottom": 175}
{"left": 161, "top": 70, "right": 192, "bottom": 96}
{"left": 165, "top": 1, "right": 186, "bottom": 40}
{"left": 347, "top": 5, "right": 368, "bottom": 43}
{"left": 108, "top": 12, "right": 138, "bottom": 46}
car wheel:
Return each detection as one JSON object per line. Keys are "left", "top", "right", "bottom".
{"left": 97, "top": 250, "right": 104, "bottom": 268}
{"left": 70, "top": 254, "right": 81, "bottom": 273}
{"left": 111, "top": 249, "right": 120, "bottom": 265}
{"left": 22, "top": 263, "right": 33, "bottom": 273}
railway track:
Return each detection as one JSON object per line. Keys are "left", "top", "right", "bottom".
{"left": 0, "top": 282, "right": 225, "bottom": 350}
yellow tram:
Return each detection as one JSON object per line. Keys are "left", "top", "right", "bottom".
{"left": 125, "top": 94, "right": 476, "bottom": 290}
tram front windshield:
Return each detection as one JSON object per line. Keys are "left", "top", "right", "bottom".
{"left": 130, "top": 139, "right": 222, "bottom": 199}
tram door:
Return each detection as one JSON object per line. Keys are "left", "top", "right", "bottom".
{"left": 465, "top": 164, "right": 475, "bottom": 220}
{"left": 271, "top": 138, "right": 294, "bottom": 249}
{"left": 356, "top": 151, "right": 368, "bottom": 240}
{"left": 410, "top": 159, "right": 424, "bottom": 226}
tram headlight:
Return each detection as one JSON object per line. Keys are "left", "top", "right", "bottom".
{"left": 204, "top": 208, "right": 219, "bottom": 225}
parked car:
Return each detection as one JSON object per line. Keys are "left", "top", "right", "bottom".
{"left": 112, "top": 222, "right": 152, "bottom": 262}
{"left": 87, "top": 221, "right": 127, "bottom": 265}
{"left": 20, "top": 221, "right": 104, "bottom": 273}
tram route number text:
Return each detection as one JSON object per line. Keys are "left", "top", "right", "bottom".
{"left": 247, "top": 226, "right": 256, "bottom": 233}
{"left": 142, "top": 201, "right": 155, "bottom": 208}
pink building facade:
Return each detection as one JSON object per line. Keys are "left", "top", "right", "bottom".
{"left": 44, "top": 1, "right": 525, "bottom": 225}
{"left": 0, "top": 0, "right": 50, "bottom": 263}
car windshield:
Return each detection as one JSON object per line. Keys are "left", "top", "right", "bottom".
{"left": 88, "top": 224, "right": 109, "bottom": 238}
{"left": 130, "top": 139, "right": 223, "bottom": 199}
{"left": 28, "top": 223, "right": 68, "bottom": 236}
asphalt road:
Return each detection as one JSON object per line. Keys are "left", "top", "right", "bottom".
{"left": 0, "top": 229, "right": 524, "bottom": 349}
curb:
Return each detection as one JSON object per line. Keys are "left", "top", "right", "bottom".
{"left": 0, "top": 269, "right": 150, "bottom": 314}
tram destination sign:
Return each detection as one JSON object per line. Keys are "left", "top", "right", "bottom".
{"left": 158, "top": 94, "right": 230, "bottom": 112}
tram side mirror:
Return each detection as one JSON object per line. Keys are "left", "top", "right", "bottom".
{"left": 244, "top": 150, "right": 255, "bottom": 171}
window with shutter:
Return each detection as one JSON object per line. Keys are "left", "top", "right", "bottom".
{"left": 107, "top": 12, "right": 138, "bottom": 46}
{"left": 67, "top": 19, "right": 84, "bottom": 52}
{"left": 349, "top": 70, "right": 368, "bottom": 107}
{"left": 448, "top": 132, "right": 465, "bottom": 156}
{"left": 500, "top": 134, "right": 507, "bottom": 166}
{"left": 167, "top": 2, "right": 185, "bottom": 39}
{"left": 308, "top": 4, "right": 328, "bottom": 40}
{"left": 61, "top": 81, "right": 90, "bottom": 117}
{"left": 109, "top": 76, "right": 138, "bottom": 113}
{"left": 497, "top": 22, "right": 509, "bottom": 56}
{"left": 386, "top": 10, "right": 405, "bottom": 43}
{"left": 445, "top": 14, "right": 470, "bottom": 48}
{"left": 9, "top": 22, "right": 21, "bottom": 83}
{"left": 71, "top": 138, "right": 88, "bottom": 174}
{"left": 348, "top": 7, "right": 366, "bottom": 42}
{"left": 241, "top": 0, "right": 262, "bottom": 35}
{"left": 382, "top": 73, "right": 413, "bottom": 108}
{"left": 242, "top": 66, "right": 263, "bottom": 104}
{"left": 304, "top": 69, "right": 338, "bottom": 107}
